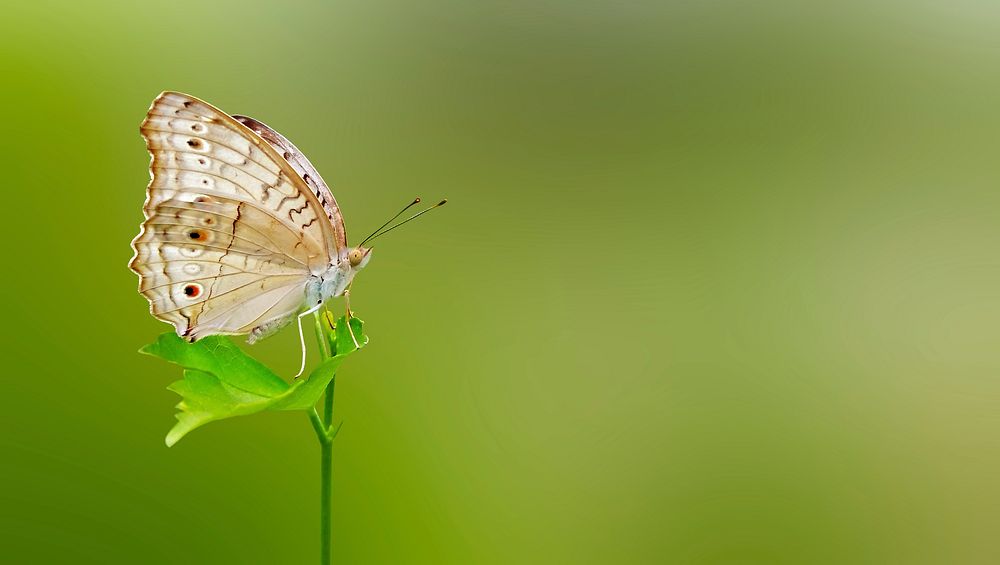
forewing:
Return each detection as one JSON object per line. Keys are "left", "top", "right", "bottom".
{"left": 232, "top": 114, "right": 348, "bottom": 251}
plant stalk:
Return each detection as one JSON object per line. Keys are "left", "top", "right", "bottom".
{"left": 312, "top": 311, "right": 335, "bottom": 565}
{"left": 320, "top": 406, "right": 332, "bottom": 565}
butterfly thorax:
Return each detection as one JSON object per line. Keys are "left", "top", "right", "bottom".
{"left": 306, "top": 247, "right": 371, "bottom": 306}
{"left": 307, "top": 262, "right": 352, "bottom": 306}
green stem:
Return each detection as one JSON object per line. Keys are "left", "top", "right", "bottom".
{"left": 320, "top": 411, "right": 332, "bottom": 565}
{"left": 310, "top": 310, "right": 335, "bottom": 565}
{"left": 309, "top": 408, "right": 327, "bottom": 444}
{"left": 314, "top": 310, "right": 332, "bottom": 358}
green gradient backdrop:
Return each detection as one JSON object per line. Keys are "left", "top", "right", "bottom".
{"left": 2, "top": 1, "right": 998, "bottom": 563}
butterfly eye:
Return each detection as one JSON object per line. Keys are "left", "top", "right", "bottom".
{"left": 348, "top": 249, "right": 362, "bottom": 266}
{"left": 182, "top": 283, "right": 203, "bottom": 298}
{"left": 188, "top": 229, "right": 206, "bottom": 240}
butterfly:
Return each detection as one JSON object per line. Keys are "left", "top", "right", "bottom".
{"left": 129, "top": 92, "right": 444, "bottom": 375}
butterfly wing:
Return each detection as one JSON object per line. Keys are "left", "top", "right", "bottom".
{"left": 130, "top": 91, "right": 337, "bottom": 341}
{"left": 232, "top": 114, "right": 348, "bottom": 251}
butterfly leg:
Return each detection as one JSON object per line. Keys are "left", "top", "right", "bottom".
{"left": 293, "top": 301, "right": 325, "bottom": 379}
{"left": 343, "top": 284, "right": 361, "bottom": 349}
{"left": 343, "top": 282, "right": 354, "bottom": 318}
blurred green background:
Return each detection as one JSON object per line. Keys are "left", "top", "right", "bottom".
{"left": 2, "top": 1, "right": 998, "bottom": 563}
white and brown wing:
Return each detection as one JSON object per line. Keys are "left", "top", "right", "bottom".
{"left": 129, "top": 91, "right": 336, "bottom": 341}
{"left": 232, "top": 114, "right": 348, "bottom": 251}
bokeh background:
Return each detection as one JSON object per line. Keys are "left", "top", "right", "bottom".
{"left": 2, "top": 1, "right": 999, "bottom": 563}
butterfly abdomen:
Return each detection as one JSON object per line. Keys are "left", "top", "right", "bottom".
{"left": 247, "top": 315, "right": 295, "bottom": 344}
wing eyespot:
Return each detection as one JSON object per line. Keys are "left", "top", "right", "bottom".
{"left": 186, "top": 138, "right": 209, "bottom": 153}
{"left": 182, "top": 283, "right": 203, "bottom": 298}
{"left": 186, "top": 228, "right": 215, "bottom": 244}
{"left": 180, "top": 246, "right": 203, "bottom": 257}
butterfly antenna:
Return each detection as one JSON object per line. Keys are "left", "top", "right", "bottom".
{"left": 365, "top": 200, "right": 448, "bottom": 243}
{"left": 358, "top": 197, "right": 422, "bottom": 247}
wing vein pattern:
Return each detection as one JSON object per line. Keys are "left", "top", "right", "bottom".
{"left": 129, "top": 91, "right": 341, "bottom": 341}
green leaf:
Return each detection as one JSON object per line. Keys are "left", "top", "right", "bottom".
{"left": 270, "top": 317, "right": 366, "bottom": 411}
{"left": 140, "top": 314, "right": 368, "bottom": 446}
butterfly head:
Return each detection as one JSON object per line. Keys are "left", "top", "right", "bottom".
{"left": 348, "top": 246, "right": 373, "bottom": 270}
